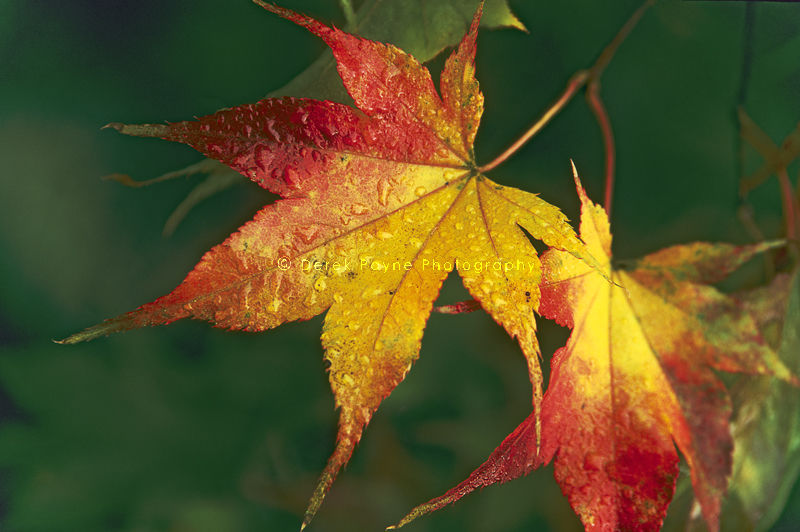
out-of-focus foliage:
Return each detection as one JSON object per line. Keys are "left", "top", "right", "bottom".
{"left": 729, "top": 272, "right": 800, "bottom": 531}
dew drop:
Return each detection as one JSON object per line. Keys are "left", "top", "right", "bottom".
{"left": 303, "top": 291, "right": 317, "bottom": 307}
{"left": 348, "top": 203, "right": 369, "bottom": 215}
{"left": 491, "top": 294, "right": 507, "bottom": 308}
{"left": 284, "top": 168, "right": 301, "bottom": 189}
{"left": 267, "top": 119, "right": 281, "bottom": 142}
{"left": 414, "top": 186, "right": 427, "bottom": 197}
{"left": 268, "top": 299, "right": 282, "bottom": 314}
{"left": 295, "top": 225, "right": 319, "bottom": 244}
{"left": 583, "top": 453, "right": 604, "bottom": 472}
{"left": 377, "top": 180, "right": 391, "bottom": 207}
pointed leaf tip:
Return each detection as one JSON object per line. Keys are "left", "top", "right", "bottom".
{"left": 569, "top": 159, "right": 591, "bottom": 206}
{"left": 300, "top": 436, "right": 357, "bottom": 530}
{"left": 253, "top": 0, "right": 321, "bottom": 32}
{"left": 564, "top": 160, "right": 614, "bottom": 284}
{"left": 103, "top": 122, "right": 169, "bottom": 138}
{"left": 392, "top": 411, "right": 539, "bottom": 528}
{"left": 57, "top": 320, "right": 119, "bottom": 344}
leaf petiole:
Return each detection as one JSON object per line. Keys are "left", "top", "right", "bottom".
{"left": 477, "top": 70, "right": 588, "bottom": 174}
{"left": 478, "top": 0, "right": 655, "bottom": 218}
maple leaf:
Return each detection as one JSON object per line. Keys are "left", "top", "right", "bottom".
{"left": 60, "top": 2, "right": 591, "bottom": 527}
{"left": 393, "top": 168, "right": 797, "bottom": 531}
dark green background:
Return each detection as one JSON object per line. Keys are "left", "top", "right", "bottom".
{"left": 1, "top": 0, "right": 799, "bottom": 530}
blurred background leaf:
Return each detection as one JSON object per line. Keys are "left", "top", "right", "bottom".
{"left": 729, "top": 272, "right": 800, "bottom": 531}
{"left": 1, "top": 1, "right": 799, "bottom": 531}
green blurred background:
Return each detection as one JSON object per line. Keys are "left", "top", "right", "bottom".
{"left": 1, "top": 0, "right": 799, "bottom": 530}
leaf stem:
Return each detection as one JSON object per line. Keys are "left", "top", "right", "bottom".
{"left": 589, "top": 0, "right": 655, "bottom": 80}
{"left": 586, "top": 81, "right": 616, "bottom": 217}
{"left": 477, "top": 71, "right": 588, "bottom": 173}
{"left": 478, "top": 0, "right": 654, "bottom": 179}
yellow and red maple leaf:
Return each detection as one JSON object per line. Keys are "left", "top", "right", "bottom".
{"left": 61, "top": 2, "right": 592, "bottom": 526}
{"left": 393, "top": 169, "right": 796, "bottom": 531}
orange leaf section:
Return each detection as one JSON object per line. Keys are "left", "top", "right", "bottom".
{"left": 394, "top": 170, "right": 795, "bottom": 531}
{"left": 61, "top": 3, "right": 590, "bottom": 527}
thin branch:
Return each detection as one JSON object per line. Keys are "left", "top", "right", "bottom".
{"left": 477, "top": 0, "right": 654, "bottom": 174}
{"left": 589, "top": 0, "right": 655, "bottom": 80}
{"left": 586, "top": 81, "right": 616, "bottom": 217}
{"left": 477, "top": 72, "right": 588, "bottom": 173}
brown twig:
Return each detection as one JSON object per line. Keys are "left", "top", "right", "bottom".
{"left": 590, "top": 0, "right": 655, "bottom": 79}
{"left": 477, "top": 71, "right": 588, "bottom": 173}
{"left": 478, "top": 0, "right": 654, "bottom": 185}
